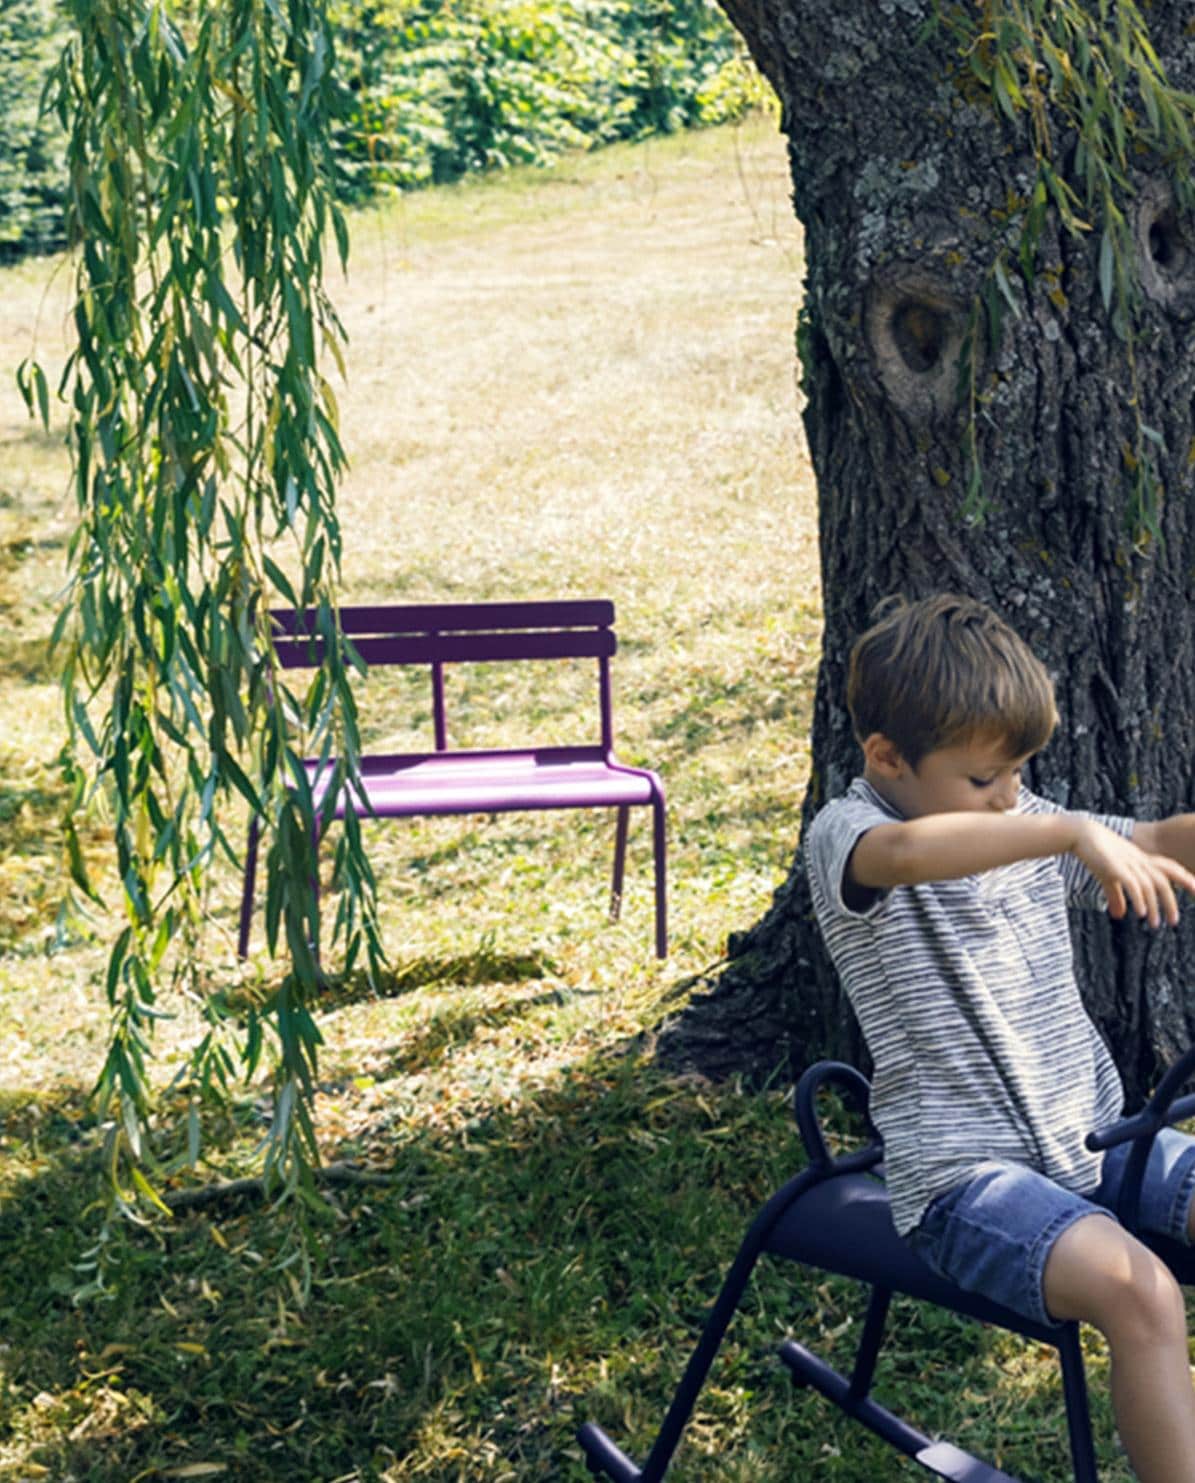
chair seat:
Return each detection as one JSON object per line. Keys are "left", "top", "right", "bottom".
{"left": 765, "top": 1169, "right": 1064, "bottom": 1345}
{"left": 307, "top": 747, "right": 660, "bottom": 820}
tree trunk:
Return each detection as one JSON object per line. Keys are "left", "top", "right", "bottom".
{"left": 659, "top": 1, "right": 1195, "bottom": 1105}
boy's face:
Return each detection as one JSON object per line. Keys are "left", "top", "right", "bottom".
{"left": 863, "top": 731, "right": 1034, "bottom": 819}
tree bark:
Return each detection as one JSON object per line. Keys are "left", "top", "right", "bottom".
{"left": 659, "top": 1, "right": 1195, "bottom": 1104}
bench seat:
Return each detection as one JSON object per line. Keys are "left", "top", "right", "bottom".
{"left": 310, "top": 747, "right": 661, "bottom": 819}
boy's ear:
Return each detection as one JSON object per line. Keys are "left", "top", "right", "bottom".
{"left": 862, "top": 732, "right": 908, "bottom": 778}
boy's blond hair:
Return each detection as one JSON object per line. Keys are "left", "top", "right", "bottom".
{"left": 847, "top": 594, "right": 1058, "bottom": 768}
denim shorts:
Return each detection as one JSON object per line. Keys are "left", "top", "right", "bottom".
{"left": 905, "top": 1130, "right": 1195, "bottom": 1329}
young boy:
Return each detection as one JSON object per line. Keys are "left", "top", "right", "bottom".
{"left": 805, "top": 593, "right": 1195, "bottom": 1483}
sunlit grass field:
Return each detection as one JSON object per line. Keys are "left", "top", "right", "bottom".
{"left": 0, "top": 117, "right": 1138, "bottom": 1481}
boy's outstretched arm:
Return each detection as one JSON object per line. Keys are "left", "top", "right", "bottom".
{"left": 1133, "top": 815, "right": 1195, "bottom": 874}
{"left": 850, "top": 812, "right": 1195, "bottom": 927}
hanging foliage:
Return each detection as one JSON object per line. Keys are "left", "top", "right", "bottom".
{"left": 19, "top": 0, "right": 383, "bottom": 1233}
{"left": 932, "top": 0, "right": 1195, "bottom": 532}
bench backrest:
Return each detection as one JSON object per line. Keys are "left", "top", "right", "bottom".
{"left": 270, "top": 599, "right": 618, "bottom": 752}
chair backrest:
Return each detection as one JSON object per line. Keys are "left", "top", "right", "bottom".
{"left": 794, "top": 1062, "right": 884, "bottom": 1169}
{"left": 269, "top": 600, "right": 618, "bottom": 751}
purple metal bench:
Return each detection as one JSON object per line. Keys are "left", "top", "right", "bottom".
{"left": 237, "top": 599, "right": 667, "bottom": 960}
{"left": 577, "top": 1045, "right": 1195, "bottom": 1481}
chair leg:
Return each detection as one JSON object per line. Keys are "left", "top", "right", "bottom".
{"left": 1057, "top": 1324, "right": 1099, "bottom": 1483}
{"left": 579, "top": 1230, "right": 766, "bottom": 1481}
{"left": 610, "top": 806, "right": 630, "bottom": 922}
{"left": 651, "top": 795, "right": 667, "bottom": 960}
{"left": 577, "top": 1166, "right": 827, "bottom": 1481}
{"left": 779, "top": 1329, "right": 1026, "bottom": 1482}
{"left": 847, "top": 1285, "right": 892, "bottom": 1401}
{"left": 780, "top": 1333, "right": 947, "bottom": 1460}
{"left": 237, "top": 814, "right": 260, "bottom": 959}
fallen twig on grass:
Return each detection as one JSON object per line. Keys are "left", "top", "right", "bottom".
{"left": 163, "top": 1162, "right": 396, "bottom": 1210}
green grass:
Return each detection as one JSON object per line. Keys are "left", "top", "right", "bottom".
{"left": 0, "top": 116, "right": 1139, "bottom": 1480}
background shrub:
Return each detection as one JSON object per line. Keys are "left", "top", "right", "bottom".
{"left": 0, "top": 0, "right": 68, "bottom": 261}
{"left": 0, "top": 0, "right": 765, "bottom": 260}
{"left": 330, "top": 0, "right": 766, "bottom": 198}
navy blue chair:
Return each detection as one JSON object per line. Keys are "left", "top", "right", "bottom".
{"left": 577, "top": 1046, "right": 1195, "bottom": 1482}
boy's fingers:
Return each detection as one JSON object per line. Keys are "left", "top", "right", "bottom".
{"left": 1099, "top": 843, "right": 1195, "bottom": 925}
{"left": 1160, "top": 856, "right": 1195, "bottom": 898}
{"left": 1149, "top": 856, "right": 1195, "bottom": 923}
{"left": 1152, "top": 873, "right": 1179, "bottom": 927}
{"left": 1122, "top": 860, "right": 1148, "bottom": 908}
{"left": 1135, "top": 876, "right": 1159, "bottom": 928}
{"left": 1123, "top": 869, "right": 1158, "bottom": 926}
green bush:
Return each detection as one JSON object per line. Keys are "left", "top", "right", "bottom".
{"left": 0, "top": 0, "right": 68, "bottom": 261}
{"left": 287, "top": 0, "right": 764, "bottom": 198}
{"left": 0, "top": 0, "right": 766, "bottom": 261}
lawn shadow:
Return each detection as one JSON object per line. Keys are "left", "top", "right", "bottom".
{"left": 0, "top": 632, "right": 53, "bottom": 682}
{"left": 0, "top": 422, "right": 66, "bottom": 457}
{"left": 0, "top": 773, "right": 60, "bottom": 829}
{"left": 316, "top": 942, "right": 557, "bottom": 1012}
{"left": 355, "top": 985, "right": 577, "bottom": 1081}
{"left": 0, "top": 1049, "right": 788, "bottom": 1480}
{"left": 0, "top": 763, "right": 66, "bottom": 946}
{"left": 0, "top": 1044, "right": 1117, "bottom": 1483}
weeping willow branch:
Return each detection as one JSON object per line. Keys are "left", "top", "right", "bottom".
{"left": 935, "top": 0, "right": 1195, "bottom": 536}
{"left": 19, "top": 0, "right": 385, "bottom": 1222}
{"left": 161, "top": 1161, "right": 397, "bottom": 1211}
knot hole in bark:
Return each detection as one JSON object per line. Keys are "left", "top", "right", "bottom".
{"left": 892, "top": 301, "right": 948, "bottom": 372}
{"left": 1136, "top": 179, "right": 1195, "bottom": 316}
{"left": 867, "top": 279, "right": 967, "bottom": 423}
{"left": 1149, "top": 212, "right": 1185, "bottom": 273}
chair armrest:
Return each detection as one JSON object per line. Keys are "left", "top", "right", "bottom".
{"left": 794, "top": 1060, "right": 883, "bottom": 1171}
{"left": 1085, "top": 1043, "right": 1195, "bottom": 1233}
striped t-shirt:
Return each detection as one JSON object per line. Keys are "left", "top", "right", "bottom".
{"left": 804, "top": 777, "right": 1129, "bottom": 1236}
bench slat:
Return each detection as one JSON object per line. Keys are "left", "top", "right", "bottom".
{"left": 274, "top": 628, "right": 616, "bottom": 668}
{"left": 271, "top": 599, "right": 614, "bottom": 638}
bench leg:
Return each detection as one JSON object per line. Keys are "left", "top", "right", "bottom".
{"left": 237, "top": 814, "right": 260, "bottom": 960}
{"left": 609, "top": 799, "right": 667, "bottom": 959}
{"left": 310, "top": 817, "right": 322, "bottom": 973}
{"left": 610, "top": 806, "right": 630, "bottom": 922}
{"left": 651, "top": 795, "right": 667, "bottom": 959}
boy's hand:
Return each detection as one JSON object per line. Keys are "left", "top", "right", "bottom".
{"left": 1070, "top": 818, "right": 1195, "bottom": 927}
